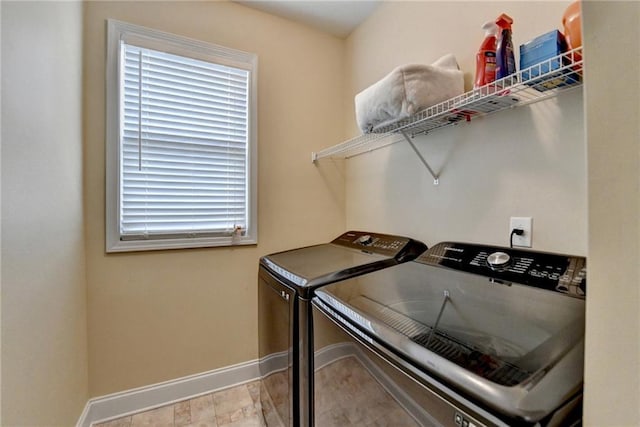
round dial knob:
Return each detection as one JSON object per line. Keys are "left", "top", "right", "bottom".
{"left": 358, "top": 235, "right": 373, "bottom": 245}
{"left": 487, "top": 251, "right": 511, "bottom": 270}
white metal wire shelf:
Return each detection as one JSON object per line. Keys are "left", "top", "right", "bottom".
{"left": 312, "top": 47, "right": 583, "bottom": 184}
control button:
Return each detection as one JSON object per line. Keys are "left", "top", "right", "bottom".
{"left": 515, "top": 257, "right": 533, "bottom": 266}
{"left": 487, "top": 251, "right": 511, "bottom": 270}
{"left": 471, "top": 252, "right": 488, "bottom": 266}
{"left": 454, "top": 413, "right": 463, "bottom": 426}
{"left": 357, "top": 235, "right": 373, "bottom": 246}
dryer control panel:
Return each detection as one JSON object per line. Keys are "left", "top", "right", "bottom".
{"left": 419, "top": 242, "right": 586, "bottom": 298}
{"left": 331, "top": 231, "right": 427, "bottom": 260}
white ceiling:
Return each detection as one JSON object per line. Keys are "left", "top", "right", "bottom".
{"left": 234, "top": 1, "right": 381, "bottom": 38}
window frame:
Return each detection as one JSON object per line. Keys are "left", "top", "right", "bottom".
{"left": 105, "top": 19, "right": 258, "bottom": 253}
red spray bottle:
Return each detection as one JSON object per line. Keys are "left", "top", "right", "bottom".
{"left": 474, "top": 21, "right": 499, "bottom": 88}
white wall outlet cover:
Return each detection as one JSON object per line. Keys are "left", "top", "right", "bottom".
{"left": 510, "top": 217, "right": 532, "bottom": 247}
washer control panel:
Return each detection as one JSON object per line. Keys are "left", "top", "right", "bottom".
{"left": 420, "top": 242, "right": 586, "bottom": 298}
{"left": 331, "top": 231, "right": 427, "bottom": 259}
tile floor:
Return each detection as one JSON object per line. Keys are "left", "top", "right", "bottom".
{"left": 314, "top": 356, "right": 419, "bottom": 427}
{"left": 94, "top": 356, "right": 418, "bottom": 427}
{"left": 94, "top": 381, "right": 267, "bottom": 427}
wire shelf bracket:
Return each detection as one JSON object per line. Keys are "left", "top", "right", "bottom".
{"left": 402, "top": 131, "right": 439, "bottom": 185}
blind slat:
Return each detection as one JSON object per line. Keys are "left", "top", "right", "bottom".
{"left": 123, "top": 70, "right": 249, "bottom": 97}
{"left": 124, "top": 48, "right": 249, "bottom": 79}
{"left": 123, "top": 91, "right": 248, "bottom": 116}
{"left": 123, "top": 108, "right": 247, "bottom": 131}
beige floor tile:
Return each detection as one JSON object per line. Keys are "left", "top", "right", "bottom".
{"left": 246, "top": 381, "right": 261, "bottom": 405}
{"left": 315, "top": 355, "right": 419, "bottom": 426}
{"left": 262, "top": 374, "right": 289, "bottom": 426}
{"left": 215, "top": 407, "right": 238, "bottom": 424}
{"left": 343, "top": 395, "right": 406, "bottom": 425}
{"left": 94, "top": 416, "right": 132, "bottom": 427}
{"left": 182, "top": 422, "right": 218, "bottom": 427}
{"left": 174, "top": 399, "right": 192, "bottom": 426}
{"left": 241, "top": 405, "right": 258, "bottom": 418}
{"left": 130, "top": 405, "right": 174, "bottom": 427}
{"left": 370, "top": 408, "right": 420, "bottom": 427}
{"left": 315, "top": 407, "right": 351, "bottom": 427}
{"left": 213, "top": 385, "right": 253, "bottom": 417}
{"left": 190, "top": 394, "right": 216, "bottom": 422}
{"left": 218, "top": 415, "right": 262, "bottom": 427}
{"left": 262, "top": 372, "right": 288, "bottom": 408}
{"left": 217, "top": 402, "right": 263, "bottom": 425}
{"left": 257, "top": 387, "right": 283, "bottom": 427}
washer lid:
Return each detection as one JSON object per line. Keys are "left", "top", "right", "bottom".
{"left": 262, "top": 243, "right": 389, "bottom": 289}
{"left": 260, "top": 231, "right": 427, "bottom": 294}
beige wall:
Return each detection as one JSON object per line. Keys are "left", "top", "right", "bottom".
{"left": 83, "top": 1, "right": 345, "bottom": 396}
{"left": 1, "top": 1, "right": 89, "bottom": 425}
{"left": 344, "top": 1, "right": 586, "bottom": 254}
{"left": 583, "top": 1, "right": 640, "bottom": 425}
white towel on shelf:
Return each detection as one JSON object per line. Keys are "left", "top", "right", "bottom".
{"left": 355, "top": 54, "right": 464, "bottom": 133}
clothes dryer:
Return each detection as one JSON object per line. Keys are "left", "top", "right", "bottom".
{"left": 258, "top": 231, "right": 427, "bottom": 427}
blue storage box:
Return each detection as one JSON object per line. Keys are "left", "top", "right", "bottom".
{"left": 520, "top": 30, "right": 580, "bottom": 91}
{"left": 520, "top": 30, "right": 566, "bottom": 77}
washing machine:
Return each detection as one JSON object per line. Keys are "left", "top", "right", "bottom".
{"left": 258, "top": 231, "right": 427, "bottom": 427}
{"left": 312, "top": 241, "right": 586, "bottom": 426}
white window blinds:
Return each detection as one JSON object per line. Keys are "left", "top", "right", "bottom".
{"left": 121, "top": 44, "right": 249, "bottom": 239}
{"left": 106, "top": 20, "right": 257, "bottom": 252}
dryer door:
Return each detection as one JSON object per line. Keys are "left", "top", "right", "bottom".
{"left": 259, "top": 266, "right": 295, "bottom": 426}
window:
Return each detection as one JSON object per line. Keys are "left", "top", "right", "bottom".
{"left": 106, "top": 20, "right": 257, "bottom": 252}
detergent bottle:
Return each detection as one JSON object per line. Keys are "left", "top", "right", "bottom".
{"left": 474, "top": 21, "right": 499, "bottom": 88}
{"left": 562, "top": 0, "right": 582, "bottom": 63}
{"left": 563, "top": 0, "right": 582, "bottom": 50}
{"left": 495, "top": 13, "right": 516, "bottom": 79}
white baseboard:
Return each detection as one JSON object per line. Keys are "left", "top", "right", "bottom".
{"left": 258, "top": 349, "right": 288, "bottom": 376}
{"left": 77, "top": 358, "right": 260, "bottom": 427}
